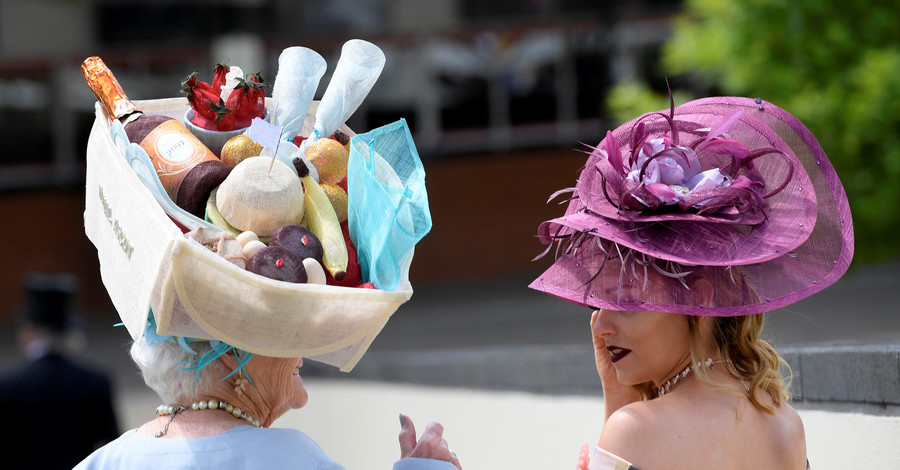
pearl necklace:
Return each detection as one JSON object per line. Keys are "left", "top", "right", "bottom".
{"left": 658, "top": 357, "right": 729, "bottom": 396}
{"left": 154, "top": 399, "right": 261, "bottom": 437}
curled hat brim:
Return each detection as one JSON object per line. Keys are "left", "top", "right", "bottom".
{"left": 530, "top": 97, "right": 854, "bottom": 316}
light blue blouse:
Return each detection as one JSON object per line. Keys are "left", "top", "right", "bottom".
{"left": 75, "top": 426, "right": 456, "bottom": 470}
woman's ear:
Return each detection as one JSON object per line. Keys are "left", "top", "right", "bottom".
{"left": 218, "top": 350, "right": 239, "bottom": 372}
{"left": 692, "top": 278, "right": 716, "bottom": 308}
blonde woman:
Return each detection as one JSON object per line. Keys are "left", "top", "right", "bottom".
{"left": 588, "top": 299, "right": 806, "bottom": 468}
{"left": 531, "top": 97, "right": 853, "bottom": 469}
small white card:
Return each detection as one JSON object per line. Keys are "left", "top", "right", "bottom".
{"left": 246, "top": 117, "right": 284, "bottom": 152}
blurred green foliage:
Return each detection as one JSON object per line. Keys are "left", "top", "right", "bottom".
{"left": 607, "top": 0, "right": 900, "bottom": 261}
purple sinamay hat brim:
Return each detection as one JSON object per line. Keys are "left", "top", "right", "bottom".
{"left": 529, "top": 97, "right": 854, "bottom": 316}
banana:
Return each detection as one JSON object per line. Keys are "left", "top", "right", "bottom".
{"left": 292, "top": 157, "right": 348, "bottom": 281}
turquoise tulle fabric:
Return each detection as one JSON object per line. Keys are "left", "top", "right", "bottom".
{"left": 142, "top": 313, "right": 255, "bottom": 393}
{"left": 348, "top": 119, "right": 432, "bottom": 290}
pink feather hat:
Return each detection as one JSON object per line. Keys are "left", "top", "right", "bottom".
{"left": 529, "top": 96, "right": 854, "bottom": 316}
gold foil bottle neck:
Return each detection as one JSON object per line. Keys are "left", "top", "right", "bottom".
{"left": 82, "top": 56, "right": 140, "bottom": 121}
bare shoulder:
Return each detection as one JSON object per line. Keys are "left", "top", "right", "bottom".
{"left": 752, "top": 390, "right": 806, "bottom": 451}
{"left": 731, "top": 396, "right": 807, "bottom": 468}
{"left": 777, "top": 402, "right": 805, "bottom": 436}
{"left": 597, "top": 400, "right": 671, "bottom": 464}
{"left": 768, "top": 402, "right": 807, "bottom": 463}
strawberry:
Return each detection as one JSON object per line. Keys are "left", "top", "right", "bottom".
{"left": 225, "top": 74, "right": 266, "bottom": 128}
{"left": 226, "top": 79, "right": 254, "bottom": 124}
{"left": 247, "top": 72, "right": 266, "bottom": 118}
{"left": 181, "top": 72, "right": 219, "bottom": 124}
{"left": 181, "top": 65, "right": 265, "bottom": 132}
{"left": 211, "top": 62, "right": 229, "bottom": 92}
{"left": 209, "top": 98, "right": 235, "bottom": 131}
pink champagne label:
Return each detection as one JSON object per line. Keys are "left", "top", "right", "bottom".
{"left": 139, "top": 119, "right": 218, "bottom": 201}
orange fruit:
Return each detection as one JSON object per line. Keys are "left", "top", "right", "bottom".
{"left": 305, "top": 138, "right": 349, "bottom": 184}
{"left": 320, "top": 183, "right": 349, "bottom": 223}
{"left": 220, "top": 134, "right": 263, "bottom": 167}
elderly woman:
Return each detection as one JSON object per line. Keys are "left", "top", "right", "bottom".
{"left": 75, "top": 320, "right": 460, "bottom": 469}
{"left": 77, "top": 53, "right": 460, "bottom": 469}
{"left": 530, "top": 97, "right": 853, "bottom": 469}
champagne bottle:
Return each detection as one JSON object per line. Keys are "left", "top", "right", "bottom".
{"left": 82, "top": 56, "right": 222, "bottom": 207}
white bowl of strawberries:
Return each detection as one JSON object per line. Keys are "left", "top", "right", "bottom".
{"left": 181, "top": 63, "right": 269, "bottom": 157}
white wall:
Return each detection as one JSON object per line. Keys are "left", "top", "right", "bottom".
{"left": 802, "top": 410, "right": 900, "bottom": 469}
{"left": 120, "top": 379, "right": 900, "bottom": 470}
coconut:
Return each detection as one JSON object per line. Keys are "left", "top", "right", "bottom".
{"left": 215, "top": 156, "right": 304, "bottom": 237}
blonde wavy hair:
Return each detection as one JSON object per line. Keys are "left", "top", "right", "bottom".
{"left": 632, "top": 314, "right": 791, "bottom": 413}
{"left": 631, "top": 265, "right": 792, "bottom": 413}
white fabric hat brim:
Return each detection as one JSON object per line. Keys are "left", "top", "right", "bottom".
{"left": 85, "top": 98, "right": 412, "bottom": 372}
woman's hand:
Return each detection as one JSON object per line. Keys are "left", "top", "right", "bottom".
{"left": 591, "top": 310, "right": 641, "bottom": 421}
{"left": 398, "top": 414, "right": 462, "bottom": 469}
{"left": 591, "top": 310, "right": 619, "bottom": 387}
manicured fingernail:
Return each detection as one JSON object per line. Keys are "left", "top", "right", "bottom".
{"left": 399, "top": 414, "right": 406, "bottom": 428}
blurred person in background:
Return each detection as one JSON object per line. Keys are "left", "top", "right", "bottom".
{"left": 530, "top": 97, "right": 853, "bottom": 469}
{"left": 0, "top": 272, "right": 120, "bottom": 470}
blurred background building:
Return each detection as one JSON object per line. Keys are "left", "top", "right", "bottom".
{"left": 1, "top": 0, "right": 899, "bottom": 455}
{"left": 2, "top": 4, "right": 898, "bottom": 467}
{"left": 0, "top": 0, "right": 897, "bottom": 337}
{"left": 0, "top": 0, "right": 687, "bottom": 319}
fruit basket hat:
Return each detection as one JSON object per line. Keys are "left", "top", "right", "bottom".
{"left": 530, "top": 96, "right": 854, "bottom": 316}
{"left": 84, "top": 101, "right": 429, "bottom": 372}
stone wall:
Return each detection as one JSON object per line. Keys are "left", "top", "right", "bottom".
{"left": 309, "top": 342, "right": 900, "bottom": 416}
